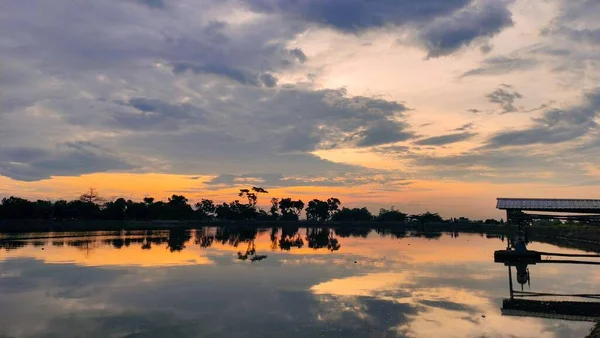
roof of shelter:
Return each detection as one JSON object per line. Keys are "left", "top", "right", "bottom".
{"left": 497, "top": 198, "right": 600, "bottom": 213}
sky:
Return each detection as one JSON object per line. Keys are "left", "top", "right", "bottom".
{"left": 1, "top": 0, "right": 600, "bottom": 219}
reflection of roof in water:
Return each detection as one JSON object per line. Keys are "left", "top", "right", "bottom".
{"left": 502, "top": 299, "right": 600, "bottom": 322}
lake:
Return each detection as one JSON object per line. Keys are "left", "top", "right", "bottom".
{"left": 0, "top": 227, "right": 597, "bottom": 337}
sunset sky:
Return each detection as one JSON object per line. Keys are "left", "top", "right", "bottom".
{"left": 1, "top": 0, "right": 600, "bottom": 219}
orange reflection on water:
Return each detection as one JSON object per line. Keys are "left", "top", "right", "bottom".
{"left": 0, "top": 234, "right": 214, "bottom": 267}
{"left": 0, "top": 229, "right": 508, "bottom": 268}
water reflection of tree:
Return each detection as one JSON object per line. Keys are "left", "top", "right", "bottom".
{"left": 166, "top": 228, "right": 192, "bottom": 252}
{"left": 411, "top": 231, "right": 442, "bottom": 239}
{"left": 194, "top": 228, "right": 214, "bottom": 248}
{"left": 236, "top": 241, "right": 268, "bottom": 262}
{"left": 142, "top": 232, "right": 168, "bottom": 250}
{"left": 269, "top": 227, "right": 278, "bottom": 250}
{"left": 0, "top": 227, "right": 342, "bottom": 256}
{"left": 0, "top": 240, "right": 27, "bottom": 251}
{"left": 215, "top": 226, "right": 258, "bottom": 247}
{"left": 278, "top": 226, "right": 304, "bottom": 251}
{"left": 376, "top": 228, "right": 407, "bottom": 239}
{"left": 306, "top": 228, "right": 340, "bottom": 252}
{"left": 335, "top": 228, "right": 371, "bottom": 238}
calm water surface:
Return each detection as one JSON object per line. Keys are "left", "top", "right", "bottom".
{"left": 0, "top": 227, "right": 597, "bottom": 337}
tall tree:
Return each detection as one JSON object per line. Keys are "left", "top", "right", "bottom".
{"left": 195, "top": 199, "right": 216, "bottom": 219}
{"left": 306, "top": 198, "right": 340, "bottom": 221}
{"left": 103, "top": 198, "right": 128, "bottom": 220}
{"left": 278, "top": 198, "right": 305, "bottom": 220}
{"left": 79, "top": 188, "right": 104, "bottom": 205}
{"left": 238, "top": 186, "right": 269, "bottom": 207}
{"left": 167, "top": 195, "right": 193, "bottom": 220}
{"left": 269, "top": 198, "right": 280, "bottom": 219}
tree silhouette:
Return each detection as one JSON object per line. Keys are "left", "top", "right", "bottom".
{"left": 411, "top": 212, "right": 444, "bottom": 224}
{"left": 167, "top": 195, "right": 193, "bottom": 220}
{"left": 279, "top": 198, "right": 305, "bottom": 221}
{"left": 215, "top": 200, "right": 258, "bottom": 220}
{"left": 306, "top": 198, "right": 340, "bottom": 221}
{"left": 195, "top": 199, "right": 216, "bottom": 220}
{"left": 238, "top": 187, "right": 268, "bottom": 207}
{"left": 79, "top": 188, "right": 104, "bottom": 205}
{"left": 269, "top": 198, "right": 280, "bottom": 219}
{"left": 0, "top": 197, "right": 35, "bottom": 219}
{"left": 125, "top": 200, "right": 148, "bottom": 220}
{"left": 377, "top": 208, "right": 407, "bottom": 222}
{"left": 103, "top": 198, "right": 128, "bottom": 220}
{"left": 331, "top": 207, "right": 373, "bottom": 221}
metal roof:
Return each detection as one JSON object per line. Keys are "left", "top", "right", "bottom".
{"left": 497, "top": 198, "right": 600, "bottom": 212}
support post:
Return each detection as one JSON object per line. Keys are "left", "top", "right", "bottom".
{"left": 508, "top": 266, "right": 514, "bottom": 300}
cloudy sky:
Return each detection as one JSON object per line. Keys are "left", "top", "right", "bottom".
{"left": 1, "top": 0, "right": 600, "bottom": 218}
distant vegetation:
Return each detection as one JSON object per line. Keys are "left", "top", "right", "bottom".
{"left": 0, "top": 187, "right": 504, "bottom": 224}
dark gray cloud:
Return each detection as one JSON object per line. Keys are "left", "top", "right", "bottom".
{"left": 133, "top": 0, "right": 165, "bottom": 9}
{"left": 355, "top": 120, "right": 414, "bottom": 147}
{"left": 373, "top": 145, "right": 411, "bottom": 154}
{"left": 2, "top": 0, "right": 589, "bottom": 189}
{"left": 0, "top": 0, "right": 417, "bottom": 181}
{"left": 414, "top": 132, "right": 476, "bottom": 146}
{"left": 246, "top": 0, "right": 514, "bottom": 57}
{"left": 172, "top": 63, "right": 278, "bottom": 87}
{"left": 259, "top": 73, "right": 278, "bottom": 88}
{"left": 454, "top": 122, "right": 475, "bottom": 131}
{"left": 483, "top": 89, "right": 600, "bottom": 149}
{"left": 289, "top": 48, "right": 308, "bottom": 63}
{"left": 245, "top": 0, "right": 471, "bottom": 33}
{"left": 409, "top": 148, "right": 585, "bottom": 184}
{"left": 543, "top": 1, "right": 600, "bottom": 44}
{"left": 460, "top": 56, "right": 538, "bottom": 77}
{"left": 551, "top": 26, "right": 600, "bottom": 45}
{"left": 0, "top": 0, "right": 306, "bottom": 76}
{"left": 0, "top": 142, "right": 134, "bottom": 181}
{"left": 111, "top": 98, "right": 205, "bottom": 130}
{"left": 278, "top": 128, "right": 322, "bottom": 152}
{"left": 417, "top": 0, "right": 513, "bottom": 58}
{"left": 204, "top": 172, "right": 410, "bottom": 188}
{"left": 486, "top": 86, "right": 522, "bottom": 113}
{"left": 480, "top": 43, "right": 493, "bottom": 54}
{"left": 532, "top": 1, "right": 600, "bottom": 85}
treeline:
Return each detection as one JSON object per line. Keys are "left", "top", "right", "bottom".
{"left": 0, "top": 187, "right": 487, "bottom": 223}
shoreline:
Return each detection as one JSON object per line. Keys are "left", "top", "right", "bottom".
{"left": 1, "top": 220, "right": 600, "bottom": 249}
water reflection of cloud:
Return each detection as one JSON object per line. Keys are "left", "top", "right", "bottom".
{"left": 310, "top": 273, "right": 593, "bottom": 338}
{"left": 0, "top": 231, "right": 597, "bottom": 337}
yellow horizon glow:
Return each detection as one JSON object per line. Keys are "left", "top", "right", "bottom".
{"left": 3, "top": 172, "right": 600, "bottom": 219}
